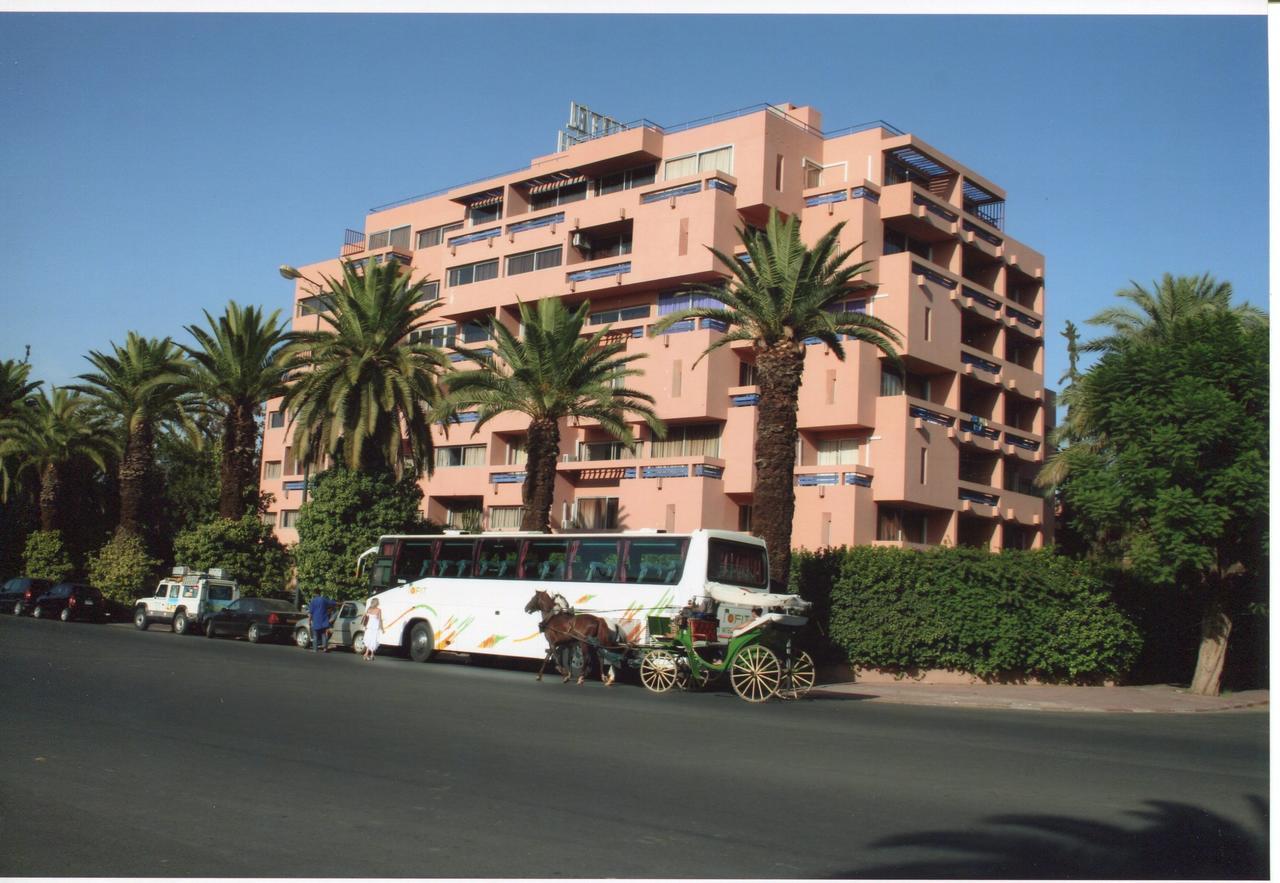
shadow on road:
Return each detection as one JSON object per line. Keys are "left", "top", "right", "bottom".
{"left": 837, "top": 796, "right": 1268, "bottom": 879}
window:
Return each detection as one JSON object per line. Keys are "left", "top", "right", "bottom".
{"left": 280, "top": 510, "right": 299, "bottom": 528}
{"left": 263, "top": 461, "right": 282, "bottom": 480}
{"left": 409, "top": 324, "right": 456, "bottom": 348}
{"left": 488, "top": 506, "right": 525, "bottom": 531}
{"left": 623, "top": 537, "right": 687, "bottom": 584}
{"left": 663, "top": 145, "right": 733, "bottom": 180}
{"left": 435, "top": 445, "right": 486, "bottom": 468}
{"left": 521, "top": 539, "right": 570, "bottom": 580}
{"left": 658, "top": 290, "right": 723, "bottom": 315}
{"left": 476, "top": 538, "right": 519, "bottom": 579}
{"left": 367, "top": 226, "right": 410, "bottom": 251}
{"left": 297, "top": 295, "right": 334, "bottom": 317}
{"left": 505, "top": 246, "right": 563, "bottom": 276}
{"left": 581, "top": 232, "right": 632, "bottom": 261}
{"left": 505, "top": 438, "right": 527, "bottom": 465}
{"left": 567, "top": 539, "right": 619, "bottom": 582}
{"left": 707, "top": 539, "right": 768, "bottom": 590}
{"left": 467, "top": 200, "right": 502, "bottom": 226}
{"left": 816, "top": 438, "right": 859, "bottom": 466}
{"left": 268, "top": 411, "right": 285, "bottom": 429}
{"left": 804, "top": 161, "right": 845, "bottom": 189}
{"left": 804, "top": 160, "right": 824, "bottom": 188}
{"left": 877, "top": 506, "right": 926, "bottom": 543}
{"left": 444, "top": 505, "right": 483, "bottom": 532}
{"left": 416, "top": 222, "right": 462, "bottom": 249}
{"left": 578, "top": 440, "right": 637, "bottom": 461}
{"left": 879, "top": 367, "right": 931, "bottom": 399}
{"left": 435, "top": 540, "right": 476, "bottom": 578}
{"left": 153, "top": 585, "right": 169, "bottom": 598}
{"left": 208, "top": 585, "right": 233, "bottom": 602}
{"left": 774, "top": 154, "right": 784, "bottom": 190}
{"left": 529, "top": 181, "right": 587, "bottom": 212}
{"left": 415, "top": 281, "right": 440, "bottom": 303}
{"left": 596, "top": 164, "right": 656, "bottom": 195}
{"left": 920, "top": 448, "right": 928, "bottom": 484}
{"left": 884, "top": 228, "right": 933, "bottom": 260}
{"left": 571, "top": 497, "right": 619, "bottom": 530}
{"left": 588, "top": 304, "right": 650, "bottom": 326}
{"left": 447, "top": 259, "right": 499, "bottom": 287}
{"left": 738, "top": 361, "right": 759, "bottom": 386}
{"left": 737, "top": 505, "right": 753, "bottom": 532}
{"left": 651, "top": 423, "right": 721, "bottom": 458}
{"left": 283, "top": 446, "right": 296, "bottom": 475}
{"left": 395, "top": 540, "right": 435, "bottom": 582}
{"left": 924, "top": 306, "right": 932, "bottom": 341}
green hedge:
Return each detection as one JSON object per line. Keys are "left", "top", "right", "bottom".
{"left": 789, "top": 546, "right": 1141, "bottom": 683}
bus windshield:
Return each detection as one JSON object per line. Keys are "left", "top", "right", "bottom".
{"left": 706, "top": 538, "right": 768, "bottom": 590}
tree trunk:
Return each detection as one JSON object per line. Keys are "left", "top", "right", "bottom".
{"left": 1189, "top": 586, "right": 1232, "bottom": 696}
{"left": 753, "top": 341, "right": 805, "bottom": 586}
{"left": 521, "top": 418, "right": 560, "bottom": 533}
{"left": 117, "top": 422, "right": 154, "bottom": 539}
{"left": 220, "top": 403, "right": 260, "bottom": 519}
{"left": 38, "top": 463, "right": 61, "bottom": 533}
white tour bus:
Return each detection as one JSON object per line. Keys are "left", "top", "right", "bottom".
{"left": 359, "top": 529, "right": 811, "bottom": 663}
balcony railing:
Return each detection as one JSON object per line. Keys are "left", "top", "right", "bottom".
{"left": 962, "top": 285, "right": 1002, "bottom": 311}
{"left": 1004, "top": 432, "right": 1040, "bottom": 452}
{"left": 567, "top": 261, "right": 631, "bottom": 283}
{"left": 912, "top": 261, "right": 958, "bottom": 291}
{"left": 913, "top": 192, "right": 959, "bottom": 223}
{"left": 342, "top": 228, "right": 366, "bottom": 256}
{"left": 1006, "top": 306, "right": 1043, "bottom": 329}
{"left": 959, "top": 488, "right": 999, "bottom": 507}
{"left": 640, "top": 181, "right": 702, "bottom": 204}
{"left": 962, "top": 219, "right": 1003, "bottom": 247}
{"left": 805, "top": 190, "right": 847, "bottom": 207}
{"left": 961, "top": 352, "right": 1001, "bottom": 375}
{"left": 909, "top": 404, "right": 955, "bottom": 427}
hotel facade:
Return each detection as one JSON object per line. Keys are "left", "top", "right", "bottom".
{"left": 261, "top": 102, "right": 1052, "bottom": 552}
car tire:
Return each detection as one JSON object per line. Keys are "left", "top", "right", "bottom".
{"left": 294, "top": 627, "right": 311, "bottom": 649}
{"left": 134, "top": 607, "right": 149, "bottom": 630}
{"left": 205, "top": 621, "right": 217, "bottom": 639}
{"left": 172, "top": 611, "right": 189, "bottom": 635}
{"left": 408, "top": 621, "right": 434, "bottom": 663}
{"left": 352, "top": 631, "right": 366, "bottom": 655}
{"left": 247, "top": 623, "right": 262, "bottom": 644}
{"left": 32, "top": 605, "right": 44, "bottom": 620}
{"left": 59, "top": 607, "right": 71, "bottom": 622}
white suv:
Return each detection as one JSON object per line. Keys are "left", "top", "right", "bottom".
{"left": 133, "top": 567, "right": 239, "bottom": 635}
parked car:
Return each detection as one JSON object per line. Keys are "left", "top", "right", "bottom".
{"left": 30, "top": 582, "right": 108, "bottom": 622}
{"left": 203, "top": 597, "right": 305, "bottom": 644}
{"left": 294, "top": 599, "right": 367, "bottom": 652}
{"left": 2, "top": 577, "right": 54, "bottom": 616}
{"left": 134, "top": 567, "right": 239, "bottom": 634}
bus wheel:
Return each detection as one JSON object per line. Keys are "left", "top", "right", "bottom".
{"left": 408, "top": 622, "right": 434, "bottom": 663}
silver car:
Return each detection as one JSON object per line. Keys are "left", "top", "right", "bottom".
{"left": 294, "top": 600, "right": 368, "bottom": 653}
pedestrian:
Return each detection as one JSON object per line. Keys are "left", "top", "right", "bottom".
{"left": 308, "top": 593, "right": 337, "bottom": 653}
{"left": 361, "top": 598, "right": 383, "bottom": 662}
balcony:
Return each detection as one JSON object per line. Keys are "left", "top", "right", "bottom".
{"left": 880, "top": 183, "right": 960, "bottom": 241}
{"left": 960, "top": 348, "right": 1002, "bottom": 383}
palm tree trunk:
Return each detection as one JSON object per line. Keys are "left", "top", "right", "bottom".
{"left": 1189, "top": 580, "right": 1232, "bottom": 696}
{"left": 521, "top": 418, "right": 560, "bottom": 533}
{"left": 220, "top": 403, "right": 260, "bottom": 519}
{"left": 753, "top": 341, "right": 805, "bottom": 586}
{"left": 117, "top": 422, "right": 154, "bottom": 538}
{"left": 38, "top": 462, "right": 61, "bottom": 533}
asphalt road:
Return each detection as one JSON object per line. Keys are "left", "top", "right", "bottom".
{"left": 0, "top": 615, "right": 1268, "bottom": 879}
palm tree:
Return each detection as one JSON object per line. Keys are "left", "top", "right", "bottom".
{"left": 445, "top": 297, "right": 663, "bottom": 533}
{"left": 0, "top": 359, "right": 41, "bottom": 419}
{"left": 652, "top": 208, "right": 901, "bottom": 585}
{"left": 281, "top": 260, "right": 450, "bottom": 476}
{"left": 0, "top": 388, "right": 116, "bottom": 532}
{"left": 71, "top": 333, "right": 194, "bottom": 539}
{"left": 178, "top": 302, "right": 293, "bottom": 518}
{"left": 1083, "top": 273, "right": 1266, "bottom": 353}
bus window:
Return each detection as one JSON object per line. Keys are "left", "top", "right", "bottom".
{"left": 435, "top": 540, "right": 476, "bottom": 578}
{"left": 395, "top": 540, "right": 435, "bottom": 582}
{"left": 370, "top": 557, "right": 394, "bottom": 590}
{"left": 623, "top": 538, "right": 688, "bottom": 584}
{"left": 476, "top": 539, "right": 519, "bottom": 579}
{"left": 706, "top": 538, "right": 768, "bottom": 589}
{"left": 569, "top": 539, "right": 620, "bottom": 582}
{"left": 521, "top": 539, "right": 569, "bottom": 580}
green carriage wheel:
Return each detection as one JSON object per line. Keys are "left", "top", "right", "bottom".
{"left": 677, "top": 663, "right": 713, "bottom": 692}
{"left": 729, "top": 643, "right": 782, "bottom": 702}
{"left": 780, "top": 650, "right": 816, "bottom": 699}
{"left": 640, "top": 650, "right": 681, "bottom": 693}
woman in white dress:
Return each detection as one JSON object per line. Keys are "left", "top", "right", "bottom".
{"left": 362, "top": 598, "right": 383, "bottom": 661}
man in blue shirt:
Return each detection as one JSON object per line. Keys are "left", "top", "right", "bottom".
{"left": 308, "top": 594, "right": 337, "bottom": 653}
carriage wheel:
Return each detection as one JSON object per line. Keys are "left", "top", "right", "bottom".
{"left": 677, "top": 663, "right": 713, "bottom": 692}
{"left": 780, "top": 650, "right": 816, "bottom": 699}
{"left": 729, "top": 644, "right": 782, "bottom": 703}
{"left": 640, "top": 650, "right": 681, "bottom": 693}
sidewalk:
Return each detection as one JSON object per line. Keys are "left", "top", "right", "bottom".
{"left": 810, "top": 680, "right": 1269, "bottom": 713}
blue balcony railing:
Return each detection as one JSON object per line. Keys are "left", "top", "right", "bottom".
{"left": 962, "top": 285, "right": 1002, "bottom": 311}
{"left": 962, "top": 219, "right": 1003, "bottom": 247}
{"left": 961, "top": 352, "right": 1001, "bottom": 374}
{"left": 909, "top": 404, "right": 955, "bottom": 427}
{"left": 1006, "top": 306, "right": 1042, "bottom": 329}
{"left": 640, "top": 182, "right": 702, "bottom": 204}
{"left": 851, "top": 186, "right": 879, "bottom": 203}
{"left": 567, "top": 261, "right": 631, "bottom": 283}
{"left": 731, "top": 393, "right": 760, "bottom": 407}
{"left": 911, "top": 262, "right": 958, "bottom": 290}
{"left": 805, "top": 190, "right": 847, "bottom": 207}
{"left": 642, "top": 464, "right": 689, "bottom": 479}
{"left": 1005, "top": 432, "right": 1040, "bottom": 452}
{"left": 959, "top": 488, "right": 999, "bottom": 507}
{"left": 507, "top": 212, "right": 565, "bottom": 235}
{"left": 913, "top": 193, "right": 959, "bottom": 222}
{"left": 694, "top": 464, "right": 724, "bottom": 479}
{"left": 844, "top": 472, "right": 872, "bottom": 487}
{"left": 447, "top": 227, "right": 501, "bottom": 247}
{"left": 707, "top": 178, "right": 736, "bottom": 193}
{"left": 797, "top": 473, "right": 840, "bottom": 486}
{"left": 490, "top": 472, "right": 526, "bottom": 484}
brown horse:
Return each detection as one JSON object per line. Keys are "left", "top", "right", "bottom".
{"left": 524, "top": 590, "right": 625, "bottom": 686}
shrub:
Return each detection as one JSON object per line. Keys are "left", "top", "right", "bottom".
{"left": 86, "top": 533, "right": 160, "bottom": 604}
{"left": 294, "top": 466, "right": 436, "bottom": 601}
{"left": 23, "top": 530, "right": 75, "bottom": 582}
{"left": 173, "top": 513, "right": 292, "bottom": 596}
{"left": 791, "top": 545, "right": 1142, "bottom": 683}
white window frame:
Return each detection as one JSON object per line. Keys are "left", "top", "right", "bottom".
{"left": 802, "top": 158, "right": 847, "bottom": 189}
{"left": 663, "top": 144, "right": 734, "bottom": 180}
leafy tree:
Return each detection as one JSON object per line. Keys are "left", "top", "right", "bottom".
{"left": 86, "top": 532, "right": 160, "bottom": 604}
{"left": 652, "top": 208, "right": 901, "bottom": 584}
{"left": 1053, "top": 311, "right": 1267, "bottom": 695}
{"left": 23, "top": 530, "right": 74, "bottom": 582}
{"left": 293, "top": 466, "right": 433, "bottom": 601}
{"left": 178, "top": 302, "right": 293, "bottom": 519}
{"left": 71, "top": 333, "right": 195, "bottom": 543}
{"left": 0, "top": 389, "right": 116, "bottom": 532}
{"left": 446, "top": 298, "right": 662, "bottom": 532}
{"left": 153, "top": 424, "right": 221, "bottom": 560}
{"left": 173, "top": 513, "right": 291, "bottom": 596}
{"left": 282, "top": 260, "right": 449, "bottom": 476}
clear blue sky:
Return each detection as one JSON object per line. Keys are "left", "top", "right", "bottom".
{"left": 0, "top": 13, "right": 1268, "bottom": 393}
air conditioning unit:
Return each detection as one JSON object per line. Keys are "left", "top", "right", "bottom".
{"left": 571, "top": 232, "right": 588, "bottom": 249}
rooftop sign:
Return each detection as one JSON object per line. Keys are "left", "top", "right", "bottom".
{"left": 557, "top": 101, "right": 624, "bottom": 152}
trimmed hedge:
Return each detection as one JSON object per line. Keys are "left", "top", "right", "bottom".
{"left": 789, "top": 546, "right": 1141, "bottom": 683}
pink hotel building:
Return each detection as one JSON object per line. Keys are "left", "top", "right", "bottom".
{"left": 261, "top": 102, "right": 1052, "bottom": 552}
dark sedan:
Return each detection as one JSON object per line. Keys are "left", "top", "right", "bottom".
{"left": 203, "top": 597, "right": 305, "bottom": 644}
{"left": 2, "top": 577, "right": 54, "bottom": 616}
{"left": 30, "top": 583, "right": 108, "bottom": 622}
